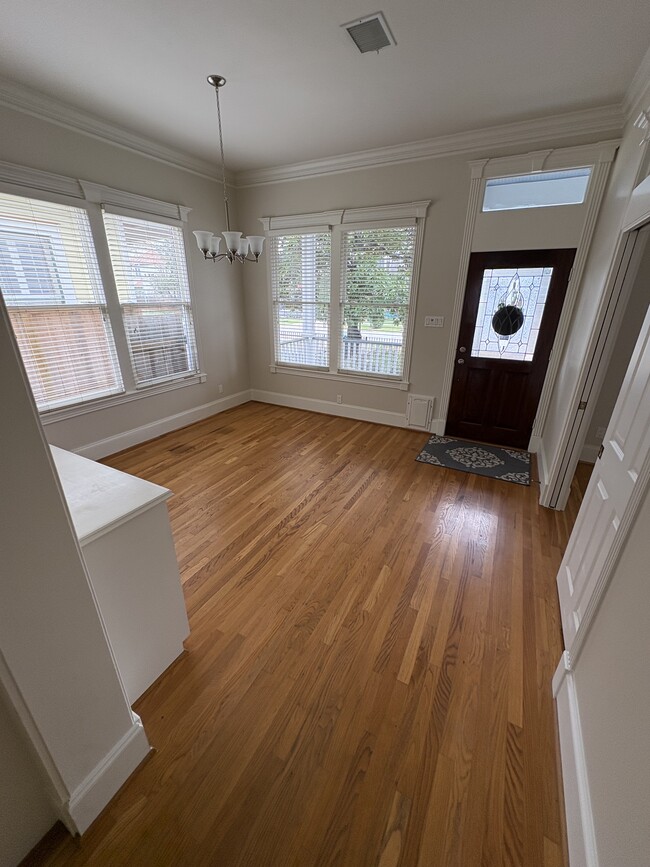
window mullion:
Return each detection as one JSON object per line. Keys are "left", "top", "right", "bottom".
{"left": 86, "top": 205, "right": 136, "bottom": 391}
{"left": 329, "top": 228, "right": 342, "bottom": 373}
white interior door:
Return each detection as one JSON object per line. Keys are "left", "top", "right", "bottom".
{"left": 557, "top": 300, "right": 650, "bottom": 649}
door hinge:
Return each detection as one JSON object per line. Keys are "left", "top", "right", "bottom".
{"left": 578, "top": 400, "right": 588, "bottom": 411}
{"left": 597, "top": 444, "right": 604, "bottom": 460}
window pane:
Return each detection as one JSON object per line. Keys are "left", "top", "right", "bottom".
{"left": 122, "top": 304, "right": 197, "bottom": 384}
{"left": 275, "top": 303, "right": 329, "bottom": 367}
{"left": 271, "top": 233, "right": 331, "bottom": 369}
{"left": 482, "top": 168, "right": 591, "bottom": 212}
{"left": 340, "top": 226, "right": 416, "bottom": 377}
{"left": 103, "top": 213, "right": 199, "bottom": 385}
{"left": 10, "top": 307, "right": 122, "bottom": 409}
{"left": 0, "top": 192, "right": 123, "bottom": 410}
{"left": 471, "top": 267, "right": 554, "bottom": 361}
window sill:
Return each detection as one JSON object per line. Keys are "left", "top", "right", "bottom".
{"left": 269, "top": 364, "right": 409, "bottom": 391}
{"left": 39, "top": 372, "right": 207, "bottom": 424}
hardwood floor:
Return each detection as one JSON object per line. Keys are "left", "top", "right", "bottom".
{"left": 29, "top": 403, "right": 582, "bottom": 866}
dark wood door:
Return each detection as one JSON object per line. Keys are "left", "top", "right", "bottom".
{"left": 446, "top": 248, "right": 575, "bottom": 449}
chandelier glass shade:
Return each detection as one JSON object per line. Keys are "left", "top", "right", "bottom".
{"left": 193, "top": 75, "right": 265, "bottom": 264}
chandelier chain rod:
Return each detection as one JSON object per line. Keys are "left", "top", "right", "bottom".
{"left": 213, "top": 85, "right": 231, "bottom": 233}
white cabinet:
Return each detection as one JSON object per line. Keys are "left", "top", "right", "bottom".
{"left": 51, "top": 446, "right": 190, "bottom": 704}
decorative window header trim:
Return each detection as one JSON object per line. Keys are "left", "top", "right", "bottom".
{"left": 80, "top": 181, "right": 191, "bottom": 221}
{"left": 260, "top": 200, "right": 430, "bottom": 232}
{"left": 469, "top": 140, "right": 620, "bottom": 181}
{"left": 0, "top": 159, "right": 191, "bottom": 221}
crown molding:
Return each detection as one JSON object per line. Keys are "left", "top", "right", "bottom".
{"left": 234, "top": 104, "right": 625, "bottom": 188}
{"left": 0, "top": 77, "right": 226, "bottom": 183}
{"left": 0, "top": 75, "right": 627, "bottom": 192}
{"left": 623, "top": 44, "right": 650, "bottom": 119}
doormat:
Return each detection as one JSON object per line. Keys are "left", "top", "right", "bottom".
{"left": 416, "top": 434, "right": 530, "bottom": 486}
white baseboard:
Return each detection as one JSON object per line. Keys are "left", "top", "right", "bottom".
{"left": 553, "top": 652, "right": 599, "bottom": 867}
{"left": 61, "top": 716, "right": 150, "bottom": 834}
{"left": 73, "top": 390, "right": 252, "bottom": 459}
{"left": 580, "top": 443, "right": 600, "bottom": 464}
{"left": 250, "top": 389, "right": 407, "bottom": 428}
{"left": 430, "top": 417, "right": 446, "bottom": 435}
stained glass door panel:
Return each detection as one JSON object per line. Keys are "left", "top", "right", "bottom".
{"left": 471, "top": 267, "right": 554, "bottom": 361}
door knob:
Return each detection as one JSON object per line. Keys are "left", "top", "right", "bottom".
{"left": 457, "top": 358, "right": 465, "bottom": 365}
{"left": 458, "top": 346, "right": 466, "bottom": 352}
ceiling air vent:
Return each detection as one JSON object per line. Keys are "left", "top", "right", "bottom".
{"left": 342, "top": 12, "right": 396, "bottom": 54}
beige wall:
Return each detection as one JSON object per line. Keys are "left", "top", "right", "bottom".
{"left": 238, "top": 141, "right": 605, "bottom": 425}
{"left": 238, "top": 157, "right": 469, "bottom": 418}
{"left": 0, "top": 686, "right": 57, "bottom": 867}
{"left": 0, "top": 104, "right": 250, "bottom": 453}
{"left": 573, "top": 484, "right": 650, "bottom": 866}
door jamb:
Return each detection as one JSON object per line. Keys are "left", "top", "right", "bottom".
{"left": 542, "top": 172, "right": 650, "bottom": 509}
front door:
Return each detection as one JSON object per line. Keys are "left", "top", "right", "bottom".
{"left": 446, "top": 249, "right": 575, "bottom": 448}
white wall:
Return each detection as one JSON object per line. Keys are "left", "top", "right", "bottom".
{"left": 0, "top": 686, "right": 57, "bottom": 867}
{"left": 0, "top": 104, "right": 251, "bottom": 455}
{"left": 0, "top": 295, "right": 149, "bottom": 845}
{"left": 572, "top": 484, "right": 650, "bottom": 866}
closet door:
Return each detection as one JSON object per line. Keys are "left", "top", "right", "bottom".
{"left": 557, "top": 302, "right": 650, "bottom": 648}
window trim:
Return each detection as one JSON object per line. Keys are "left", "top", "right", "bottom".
{"left": 262, "top": 201, "right": 429, "bottom": 387}
{"left": 0, "top": 162, "right": 205, "bottom": 420}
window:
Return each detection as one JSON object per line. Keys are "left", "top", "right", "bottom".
{"left": 339, "top": 226, "right": 416, "bottom": 377}
{"left": 103, "top": 212, "right": 198, "bottom": 386}
{"left": 482, "top": 168, "right": 591, "bottom": 212}
{"left": 0, "top": 192, "right": 123, "bottom": 411}
{"left": 270, "top": 233, "right": 331, "bottom": 368}
{"left": 268, "top": 203, "right": 427, "bottom": 384}
{"left": 0, "top": 184, "right": 201, "bottom": 414}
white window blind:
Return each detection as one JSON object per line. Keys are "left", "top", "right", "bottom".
{"left": 103, "top": 212, "right": 199, "bottom": 386}
{"left": 0, "top": 192, "right": 123, "bottom": 411}
{"left": 339, "top": 225, "right": 417, "bottom": 377}
{"left": 270, "top": 232, "right": 331, "bottom": 369}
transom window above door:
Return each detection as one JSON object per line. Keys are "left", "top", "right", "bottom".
{"left": 264, "top": 201, "right": 429, "bottom": 387}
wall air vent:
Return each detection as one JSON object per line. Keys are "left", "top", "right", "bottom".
{"left": 342, "top": 12, "right": 396, "bottom": 53}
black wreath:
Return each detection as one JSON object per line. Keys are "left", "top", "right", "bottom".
{"left": 491, "top": 304, "right": 524, "bottom": 337}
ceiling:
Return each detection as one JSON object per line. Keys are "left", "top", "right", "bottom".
{"left": 1, "top": 0, "right": 649, "bottom": 174}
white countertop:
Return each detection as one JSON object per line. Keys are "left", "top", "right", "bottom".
{"left": 51, "top": 446, "right": 171, "bottom": 545}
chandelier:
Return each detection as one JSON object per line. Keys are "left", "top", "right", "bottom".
{"left": 193, "top": 75, "right": 265, "bottom": 264}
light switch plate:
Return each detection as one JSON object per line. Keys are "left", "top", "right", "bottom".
{"left": 425, "top": 315, "right": 444, "bottom": 327}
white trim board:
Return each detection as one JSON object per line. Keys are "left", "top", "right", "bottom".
{"left": 62, "top": 717, "right": 150, "bottom": 834}
{"left": 250, "top": 389, "right": 407, "bottom": 429}
{"left": 68, "top": 390, "right": 252, "bottom": 460}
{"left": 553, "top": 653, "right": 599, "bottom": 867}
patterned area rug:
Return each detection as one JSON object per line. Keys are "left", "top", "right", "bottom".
{"left": 416, "top": 434, "right": 530, "bottom": 486}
